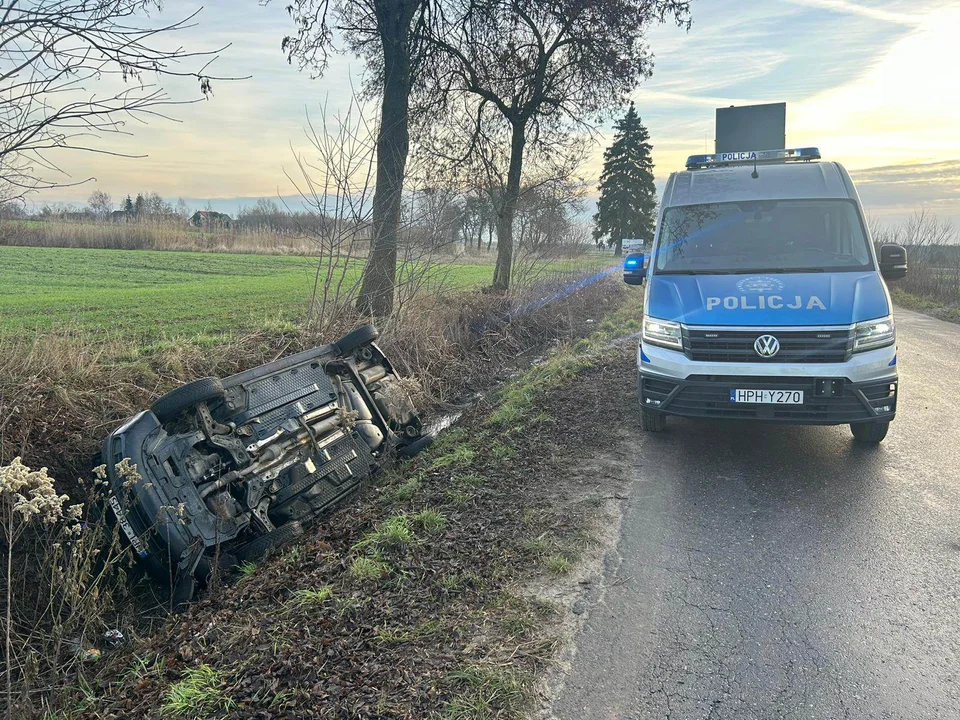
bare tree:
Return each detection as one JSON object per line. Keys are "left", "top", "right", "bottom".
{"left": 276, "top": 0, "right": 439, "bottom": 317}
{"left": 86, "top": 189, "right": 112, "bottom": 219}
{"left": 0, "top": 1, "right": 231, "bottom": 200}
{"left": 423, "top": 0, "right": 690, "bottom": 290}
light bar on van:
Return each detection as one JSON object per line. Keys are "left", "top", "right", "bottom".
{"left": 685, "top": 147, "right": 821, "bottom": 169}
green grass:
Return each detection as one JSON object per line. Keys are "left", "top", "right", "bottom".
{"left": 354, "top": 514, "right": 419, "bottom": 553}
{"left": 287, "top": 586, "right": 335, "bottom": 607}
{"left": 393, "top": 476, "right": 422, "bottom": 502}
{"left": 545, "top": 555, "right": 573, "bottom": 574}
{"left": 349, "top": 556, "right": 391, "bottom": 581}
{"left": 891, "top": 286, "right": 960, "bottom": 323}
{"left": 0, "top": 246, "right": 493, "bottom": 342}
{"left": 428, "top": 445, "right": 476, "bottom": 471}
{"left": 440, "top": 666, "right": 529, "bottom": 720}
{"left": 411, "top": 509, "right": 447, "bottom": 533}
{"left": 160, "top": 664, "right": 234, "bottom": 718}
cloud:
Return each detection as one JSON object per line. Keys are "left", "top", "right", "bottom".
{"left": 777, "top": 0, "right": 922, "bottom": 25}
{"left": 851, "top": 160, "right": 960, "bottom": 222}
{"left": 32, "top": 0, "right": 960, "bottom": 229}
{"left": 789, "top": 5, "right": 960, "bottom": 167}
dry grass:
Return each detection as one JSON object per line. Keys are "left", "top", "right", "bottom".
{"left": 0, "top": 218, "right": 324, "bottom": 255}
{"left": 0, "top": 275, "right": 622, "bottom": 495}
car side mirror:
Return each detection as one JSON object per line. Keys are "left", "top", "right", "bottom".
{"left": 879, "top": 243, "right": 907, "bottom": 281}
{"left": 623, "top": 252, "right": 645, "bottom": 286}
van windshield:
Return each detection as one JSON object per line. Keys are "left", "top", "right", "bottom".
{"left": 654, "top": 199, "right": 874, "bottom": 275}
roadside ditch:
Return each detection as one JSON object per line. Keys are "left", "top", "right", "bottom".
{"left": 51, "top": 295, "right": 644, "bottom": 719}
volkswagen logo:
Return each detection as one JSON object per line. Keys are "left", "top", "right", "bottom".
{"left": 754, "top": 335, "right": 780, "bottom": 358}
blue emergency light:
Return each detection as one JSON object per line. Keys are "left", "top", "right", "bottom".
{"left": 685, "top": 147, "right": 821, "bottom": 169}
{"left": 624, "top": 257, "right": 640, "bottom": 268}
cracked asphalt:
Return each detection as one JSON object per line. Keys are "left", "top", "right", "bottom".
{"left": 548, "top": 308, "right": 960, "bottom": 720}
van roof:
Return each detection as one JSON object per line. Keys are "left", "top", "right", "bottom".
{"left": 663, "top": 161, "right": 855, "bottom": 208}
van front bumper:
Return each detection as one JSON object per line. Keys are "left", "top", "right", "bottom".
{"left": 639, "top": 341, "right": 898, "bottom": 425}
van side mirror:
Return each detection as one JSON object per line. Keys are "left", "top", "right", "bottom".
{"left": 879, "top": 244, "right": 907, "bottom": 281}
{"left": 623, "top": 252, "right": 645, "bottom": 286}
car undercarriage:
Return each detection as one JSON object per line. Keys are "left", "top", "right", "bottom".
{"left": 100, "top": 325, "right": 428, "bottom": 603}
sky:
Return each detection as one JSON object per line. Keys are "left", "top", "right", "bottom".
{"left": 33, "top": 0, "right": 960, "bottom": 227}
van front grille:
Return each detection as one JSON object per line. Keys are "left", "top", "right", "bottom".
{"left": 683, "top": 328, "right": 852, "bottom": 363}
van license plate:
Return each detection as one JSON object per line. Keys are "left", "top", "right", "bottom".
{"left": 731, "top": 389, "right": 803, "bottom": 404}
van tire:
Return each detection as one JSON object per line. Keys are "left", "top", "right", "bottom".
{"left": 640, "top": 405, "right": 667, "bottom": 432}
{"left": 850, "top": 421, "right": 889, "bottom": 444}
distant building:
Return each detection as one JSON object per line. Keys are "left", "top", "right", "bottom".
{"left": 190, "top": 210, "right": 232, "bottom": 228}
{"left": 111, "top": 210, "right": 132, "bottom": 223}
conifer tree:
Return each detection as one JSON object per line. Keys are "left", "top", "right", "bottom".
{"left": 593, "top": 103, "right": 658, "bottom": 256}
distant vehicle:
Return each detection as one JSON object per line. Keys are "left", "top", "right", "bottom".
{"left": 622, "top": 238, "right": 648, "bottom": 254}
{"left": 99, "top": 325, "right": 429, "bottom": 603}
{"left": 623, "top": 147, "right": 907, "bottom": 444}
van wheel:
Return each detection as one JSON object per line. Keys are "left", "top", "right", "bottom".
{"left": 850, "top": 421, "right": 889, "bottom": 444}
{"left": 640, "top": 405, "right": 667, "bottom": 432}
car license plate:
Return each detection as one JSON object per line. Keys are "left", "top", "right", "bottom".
{"left": 108, "top": 495, "right": 149, "bottom": 556}
{"left": 731, "top": 389, "right": 803, "bottom": 404}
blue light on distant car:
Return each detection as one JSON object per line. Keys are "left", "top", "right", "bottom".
{"left": 625, "top": 258, "right": 640, "bottom": 268}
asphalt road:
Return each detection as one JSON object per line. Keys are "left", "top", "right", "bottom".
{"left": 548, "top": 308, "right": 960, "bottom": 720}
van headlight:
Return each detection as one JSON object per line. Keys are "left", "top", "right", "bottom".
{"left": 853, "top": 316, "right": 895, "bottom": 352}
{"left": 642, "top": 317, "right": 683, "bottom": 350}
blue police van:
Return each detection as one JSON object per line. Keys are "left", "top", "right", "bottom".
{"left": 623, "top": 148, "right": 908, "bottom": 444}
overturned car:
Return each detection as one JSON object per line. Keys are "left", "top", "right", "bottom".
{"left": 100, "top": 325, "right": 428, "bottom": 602}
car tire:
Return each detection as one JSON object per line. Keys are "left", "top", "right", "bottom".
{"left": 398, "top": 434, "right": 434, "bottom": 458}
{"left": 152, "top": 377, "right": 225, "bottom": 423}
{"left": 335, "top": 324, "right": 379, "bottom": 355}
{"left": 640, "top": 405, "right": 667, "bottom": 432}
{"left": 850, "top": 421, "right": 889, "bottom": 444}
{"left": 234, "top": 521, "right": 305, "bottom": 563}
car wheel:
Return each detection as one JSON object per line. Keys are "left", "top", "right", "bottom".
{"left": 850, "top": 421, "right": 889, "bottom": 444}
{"left": 335, "top": 324, "right": 379, "bottom": 355}
{"left": 398, "top": 434, "right": 434, "bottom": 458}
{"left": 152, "top": 377, "right": 225, "bottom": 423}
{"left": 234, "top": 521, "right": 305, "bottom": 563}
{"left": 640, "top": 404, "right": 667, "bottom": 432}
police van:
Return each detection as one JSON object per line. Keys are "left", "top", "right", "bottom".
{"left": 623, "top": 148, "right": 908, "bottom": 444}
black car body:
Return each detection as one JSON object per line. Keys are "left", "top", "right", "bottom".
{"left": 100, "top": 325, "right": 426, "bottom": 602}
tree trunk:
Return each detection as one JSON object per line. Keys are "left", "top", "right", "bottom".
{"left": 614, "top": 237, "right": 623, "bottom": 256}
{"left": 356, "top": 6, "right": 412, "bottom": 317}
{"left": 492, "top": 122, "right": 526, "bottom": 292}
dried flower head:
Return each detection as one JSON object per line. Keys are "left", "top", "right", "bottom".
{"left": 0, "top": 458, "right": 68, "bottom": 527}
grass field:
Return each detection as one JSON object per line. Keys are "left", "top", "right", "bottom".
{"left": 1, "top": 246, "right": 495, "bottom": 342}
{"left": 3, "top": 246, "right": 614, "bottom": 344}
